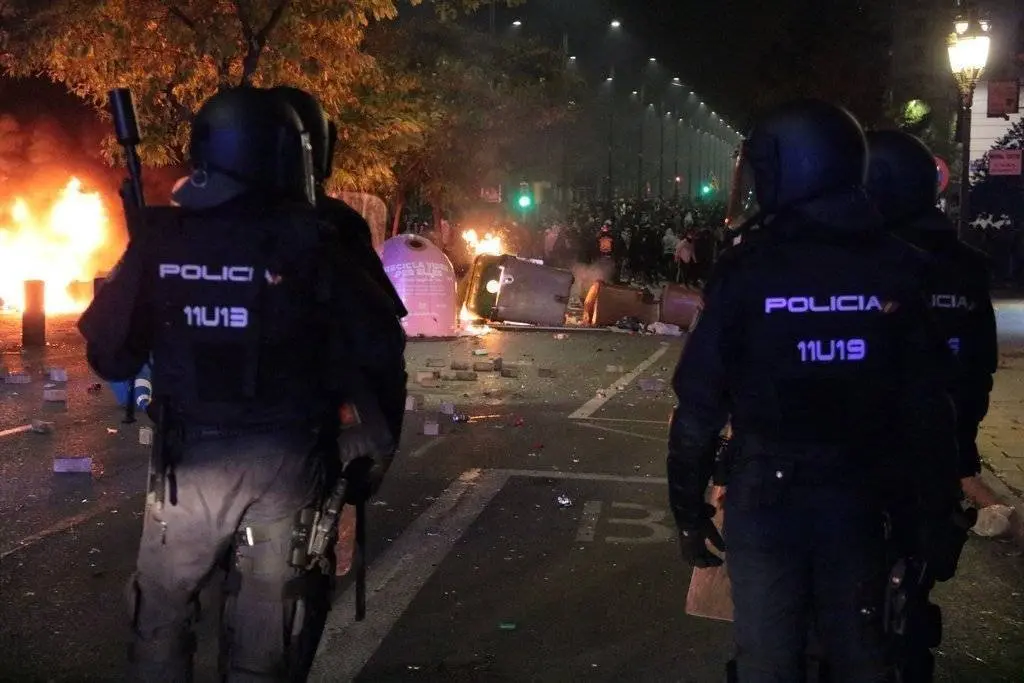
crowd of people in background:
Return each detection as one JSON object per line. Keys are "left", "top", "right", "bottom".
{"left": 405, "top": 197, "right": 732, "bottom": 289}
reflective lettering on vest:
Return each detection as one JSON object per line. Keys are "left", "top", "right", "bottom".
{"left": 764, "top": 295, "right": 884, "bottom": 314}
{"left": 183, "top": 305, "right": 249, "bottom": 328}
{"left": 598, "top": 235, "right": 613, "bottom": 256}
{"left": 931, "top": 294, "right": 973, "bottom": 311}
{"left": 159, "top": 264, "right": 255, "bottom": 282}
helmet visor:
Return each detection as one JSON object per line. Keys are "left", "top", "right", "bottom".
{"left": 725, "top": 148, "right": 758, "bottom": 230}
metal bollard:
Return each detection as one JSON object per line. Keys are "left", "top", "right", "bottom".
{"left": 22, "top": 280, "right": 45, "bottom": 348}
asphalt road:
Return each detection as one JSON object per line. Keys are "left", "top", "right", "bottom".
{"left": 0, "top": 314, "right": 1021, "bottom": 682}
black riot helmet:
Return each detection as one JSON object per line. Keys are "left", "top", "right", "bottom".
{"left": 271, "top": 86, "right": 335, "bottom": 183}
{"left": 740, "top": 99, "right": 867, "bottom": 216}
{"left": 188, "top": 87, "right": 315, "bottom": 205}
{"left": 865, "top": 130, "right": 939, "bottom": 226}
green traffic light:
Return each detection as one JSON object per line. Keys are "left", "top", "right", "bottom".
{"left": 518, "top": 194, "right": 532, "bottom": 208}
{"left": 701, "top": 184, "right": 712, "bottom": 195}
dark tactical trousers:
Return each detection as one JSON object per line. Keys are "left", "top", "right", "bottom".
{"left": 127, "top": 430, "right": 324, "bottom": 683}
{"left": 724, "top": 468, "right": 890, "bottom": 683}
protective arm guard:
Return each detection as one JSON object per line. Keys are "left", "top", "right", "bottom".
{"left": 667, "top": 273, "right": 731, "bottom": 531}
{"left": 78, "top": 239, "right": 152, "bottom": 382}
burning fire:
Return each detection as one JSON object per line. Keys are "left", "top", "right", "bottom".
{"left": 462, "top": 229, "right": 505, "bottom": 257}
{"left": 459, "top": 305, "right": 491, "bottom": 336}
{"left": 0, "top": 178, "right": 113, "bottom": 314}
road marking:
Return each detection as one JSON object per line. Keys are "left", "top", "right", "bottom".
{"left": 0, "top": 494, "right": 128, "bottom": 559}
{"left": 576, "top": 417, "right": 669, "bottom": 425}
{"left": 494, "top": 469, "right": 668, "bottom": 485}
{"left": 604, "top": 502, "right": 674, "bottom": 544}
{"left": 0, "top": 424, "right": 31, "bottom": 438}
{"left": 568, "top": 344, "right": 672, "bottom": 419}
{"left": 575, "top": 421, "right": 665, "bottom": 442}
{"left": 404, "top": 435, "right": 449, "bottom": 459}
{"left": 309, "top": 468, "right": 510, "bottom": 682}
{"left": 575, "top": 501, "right": 603, "bottom": 541}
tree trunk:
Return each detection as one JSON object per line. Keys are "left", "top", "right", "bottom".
{"left": 391, "top": 195, "right": 405, "bottom": 238}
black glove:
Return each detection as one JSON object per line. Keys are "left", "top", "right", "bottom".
{"left": 343, "top": 456, "right": 385, "bottom": 505}
{"left": 678, "top": 503, "right": 726, "bottom": 568}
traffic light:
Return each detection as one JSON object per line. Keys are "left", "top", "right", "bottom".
{"left": 700, "top": 183, "right": 713, "bottom": 196}
{"left": 516, "top": 182, "right": 533, "bottom": 210}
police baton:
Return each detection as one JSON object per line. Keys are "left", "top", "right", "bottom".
{"left": 106, "top": 88, "right": 146, "bottom": 426}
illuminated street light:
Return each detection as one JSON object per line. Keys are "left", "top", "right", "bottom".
{"left": 569, "top": 56, "right": 576, "bottom": 61}
{"left": 648, "top": 57, "right": 657, "bottom": 62}
{"left": 512, "top": 19, "right": 522, "bottom": 27}
{"left": 610, "top": 19, "right": 621, "bottom": 28}
{"left": 947, "top": 8, "right": 991, "bottom": 239}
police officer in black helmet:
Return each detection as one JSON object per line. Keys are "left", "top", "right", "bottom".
{"left": 79, "top": 86, "right": 400, "bottom": 681}
{"left": 270, "top": 86, "right": 408, "bottom": 444}
{"left": 866, "top": 130, "right": 998, "bottom": 495}
{"left": 667, "top": 100, "right": 962, "bottom": 682}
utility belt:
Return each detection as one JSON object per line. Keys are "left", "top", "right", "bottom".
{"left": 724, "top": 433, "right": 874, "bottom": 489}
{"left": 181, "top": 421, "right": 310, "bottom": 443}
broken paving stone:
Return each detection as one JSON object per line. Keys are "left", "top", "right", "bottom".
{"left": 425, "top": 358, "right": 448, "bottom": 368}
{"left": 473, "top": 360, "right": 496, "bottom": 372}
{"left": 440, "top": 371, "right": 459, "bottom": 381}
{"left": 538, "top": 367, "right": 556, "bottom": 378}
{"left": 450, "top": 361, "right": 471, "bottom": 371}
{"left": 48, "top": 367, "right": 68, "bottom": 382}
{"left": 492, "top": 357, "right": 503, "bottom": 371}
{"left": 53, "top": 456, "right": 93, "bottom": 474}
{"left": 500, "top": 366, "right": 521, "bottom": 379}
{"left": 415, "top": 370, "right": 438, "bottom": 383}
{"left": 638, "top": 378, "right": 666, "bottom": 392}
{"left": 606, "top": 365, "right": 625, "bottom": 373}
{"left": 5, "top": 372, "right": 31, "bottom": 384}
{"left": 405, "top": 395, "right": 423, "bottom": 412}
{"left": 454, "top": 371, "right": 478, "bottom": 382}
{"left": 439, "top": 402, "right": 456, "bottom": 415}
{"left": 418, "top": 377, "right": 442, "bottom": 389}
{"left": 423, "top": 419, "right": 440, "bottom": 436}
{"left": 43, "top": 388, "right": 68, "bottom": 403}
{"left": 139, "top": 427, "right": 154, "bottom": 446}
{"left": 30, "top": 420, "right": 54, "bottom": 434}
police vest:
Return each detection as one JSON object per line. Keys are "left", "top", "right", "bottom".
{"left": 143, "top": 204, "right": 339, "bottom": 428}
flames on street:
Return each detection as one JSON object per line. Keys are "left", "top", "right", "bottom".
{"left": 0, "top": 178, "right": 115, "bottom": 314}
{"left": 462, "top": 229, "right": 504, "bottom": 257}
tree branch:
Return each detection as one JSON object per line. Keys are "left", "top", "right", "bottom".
{"left": 168, "top": 6, "right": 196, "bottom": 31}
{"left": 234, "top": 0, "right": 290, "bottom": 85}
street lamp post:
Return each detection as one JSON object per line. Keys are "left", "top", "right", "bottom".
{"left": 947, "top": 8, "right": 991, "bottom": 239}
{"left": 636, "top": 86, "right": 646, "bottom": 199}
{"left": 659, "top": 110, "right": 667, "bottom": 199}
{"left": 674, "top": 118, "right": 681, "bottom": 201}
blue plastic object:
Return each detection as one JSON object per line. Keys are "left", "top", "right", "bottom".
{"left": 109, "top": 363, "right": 153, "bottom": 409}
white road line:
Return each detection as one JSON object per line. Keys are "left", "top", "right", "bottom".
{"left": 575, "top": 501, "right": 603, "bottom": 541}
{"left": 576, "top": 417, "right": 669, "bottom": 425}
{"left": 494, "top": 469, "right": 668, "bottom": 485}
{"left": 309, "top": 468, "right": 510, "bottom": 682}
{"left": 0, "top": 424, "right": 31, "bottom": 438}
{"left": 404, "top": 435, "right": 448, "bottom": 460}
{"left": 568, "top": 344, "right": 672, "bottom": 420}
{"left": 575, "top": 421, "right": 666, "bottom": 442}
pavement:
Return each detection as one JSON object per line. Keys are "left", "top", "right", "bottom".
{"left": 0, "top": 311, "right": 1022, "bottom": 682}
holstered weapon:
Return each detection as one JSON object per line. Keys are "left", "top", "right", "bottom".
{"left": 107, "top": 88, "right": 146, "bottom": 426}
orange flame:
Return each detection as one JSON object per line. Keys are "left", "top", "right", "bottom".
{"left": 459, "top": 304, "right": 491, "bottom": 336}
{"left": 0, "top": 178, "right": 113, "bottom": 314}
{"left": 462, "top": 229, "right": 504, "bottom": 257}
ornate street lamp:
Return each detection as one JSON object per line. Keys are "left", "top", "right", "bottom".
{"left": 947, "top": 9, "right": 991, "bottom": 238}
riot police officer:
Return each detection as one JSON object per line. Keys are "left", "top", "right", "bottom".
{"left": 666, "top": 100, "right": 963, "bottom": 682}
{"left": 270, "top": 86, "right": 408, "bottom": 445}
{"left": 79, "top": 86, "right": 403, "bottom": 682}
{"left": 866, "top": 130, "right": 999, "bottom": 497}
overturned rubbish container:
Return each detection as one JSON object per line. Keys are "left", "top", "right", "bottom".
{"left": 463, "top": 254, "right": 504, "bottom": 320}
{"left": 381, "top": 234, "right": 458, "bottom": 338}
{"left": 490, "top": 257, "right": 574, "bottom": 327}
